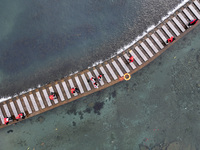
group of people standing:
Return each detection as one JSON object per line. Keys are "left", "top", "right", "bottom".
{"left": 4, "top": 113, "right": 25, "bottom": 125}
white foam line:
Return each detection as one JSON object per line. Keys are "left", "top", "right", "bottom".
{"left": 89, "top": 0, "right": 189, "bottom": 67}
{"left": 0, "top": 0, "right": 190, "bottom": 103}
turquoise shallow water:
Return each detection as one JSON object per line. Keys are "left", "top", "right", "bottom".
{"left": 0, "top": 0, "right": 181, "bottom": 97}
{"left": 0, "top": 23, "right": 199, "bottom": 149}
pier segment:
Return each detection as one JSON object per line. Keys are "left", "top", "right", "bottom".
{"left": 0, "top": 0, "right": 200, "bottom": 128}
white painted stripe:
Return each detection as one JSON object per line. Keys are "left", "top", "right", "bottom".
{"left": 194, "top": 0, "right": 200, "bottom": 10}
{"left": 123, "top": 53, "right": 136, "bottom": 69}
{"left": 49, "top": 87, "right": 59, "bottom": 103}
{"left": 10, "top": 102, "right": 18, "bottom": 117}
{"left": 55, "top": 84, "right": 65, "bottom": 101}
{"left": 118, "top": 57, "right": 130, "bottom": 73}
{"left": 151, "top": 34, "right": 164, "bottom": 49}
{"left": 106, "top": 64, "right": 118, "bottom": 80}
{"left": 42, "top": 89, "right": 52, "bottom": 107}
{"left": 75, "top": 76, "right": 85, "bottom": 93}
{"left": 178, "top": 13, "right": 188, "bottom": 26}
{"left": 183, "top": 8, "right": 194, "bottom": 20}
{"left": 0, "top": 108, "right": 4, "bottom": 124}
{"left": 146, "top": 38, "right": 159, "bottom": 53}
{"left": 129, "top": 50, "right": 142, "bottom": 65}
{"left": 140, "top": 42, "right": 153, "bottom": 57}
{"left": 172, "top": 17, "right": 185, "bottom": 32}
{"left": 93, "top": 69, "right": 105, "bottom": 85}
{"left": 35, "top": 91, "right": 45, "bottom": 109}
{"left": 162, "top": 25, "right": 173, "bottom": 37}
{"left": 112, "top": 61, "right": 124, "bottom": 77}
{"left": 81, "top": 74, "right": 91, "bottom": 91}
{"left": 16, "top": 99, "right": 25, "bottom": 113}
{"left": 3, "top": 104, "right": 11, "bottom": 117}
{"left": 135, "top": 46, "right": 148, "bottom": 61}
{"left": 99, "top": 66, "right": 111, "bottom": 83}
{"left": 156, "top": 29, "right": 167, "bottom": 43}
{"left": 61, "top": 81, "right": 72, "bottom": 98}
{"left": 29, "top": 94, "right": 39, "bottom": 111}
{"left": 188, "top": 4, "right": 200, "bottom": 19}
{"left": 22, "top": 97, "right": 32, "bottom": 114}
{"left": 68, "top": 79, "right": 78, "bottom": 96}
{"left": 167, "top": 21, "right": 180, "bottom": 36}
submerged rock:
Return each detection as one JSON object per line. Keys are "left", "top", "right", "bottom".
{"left": 36, "top": 116, "right": 45, "bottom": 123}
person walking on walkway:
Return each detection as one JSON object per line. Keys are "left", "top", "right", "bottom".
{"left": 71, "top": 87, "right": 76, "bottom": 94}
{"left": 4, "top": 117, "right": 13, "bottom": 125}
{"left": 49, "top": 92, "right": 56, "bottom": 100}
{"left": 166, "top": 36, "right": 175, "bottom": 44}
{"left": 128, "top": 56, "right": 134, "bottom": 63}
{"left": 98, "top": 74, "right": 103, "bottom": 81}
{"left": 16, "top": 113, "right": 25, "bottom": 121}
{"left": 188, "top": 19, "right": 198, "bottom": 26}
{"left": 93, "top": 82, "right": 99, "bottom": 88}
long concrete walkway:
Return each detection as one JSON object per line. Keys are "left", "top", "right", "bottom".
{"left": 0, "top": 0, "right": 200, "bottom": 129}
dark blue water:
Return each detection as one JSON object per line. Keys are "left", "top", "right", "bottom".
{"left": 0, "top": 0, "right": 181, "bottom": 97}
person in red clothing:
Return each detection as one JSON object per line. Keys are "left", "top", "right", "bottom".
{"left": 98, "top": 74, "right": 103, "bottom": 81}
{"left": 166, "top": 36, "right": 175, "bottom": 44}
{"left": 16, "top": 113, "right": 25, "bottom": 121}
{"left": 4, "top": 117, "right": 13, "bottom": 125}
{"left": 93, "top": 82, "right": 99, "bottom": 88}
{"left": 128, "top": 56, "right": 134, "bottom": 63}
{"left": 71, "top": 88, "right": 75, "bottom": 94}
{"left": 4, "top": 117, "right": 9, "bottom": 125}
{"left": 49, "top": 92, "right": 56, "bottom": 100}
{"left": 188, "top": 19, "right": 198, "bottom": 26}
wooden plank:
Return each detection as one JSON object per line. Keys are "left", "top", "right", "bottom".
{"left": 112, "top": 61, "right": 124, "bottom": 77}
{"left": 194, "top": 0, "right": 200, "bottom": 11}
{"left": 146, "top": 38, "right": 159, "bottom": 53}
{"left": 3, "top": 104, "right": 11, "bottom": 117}
{"left": 49, "top": 86, "right": 59, "bottom": 103}
{"left": 42, "top": 89, "right": 52, "bottom": 107}
{"left": 55, "top": 84, "right": 65, "bottom": 101}
{"left": 22, "top": 96, "right": 32, "bottom": 114}
{"left": 123, "top": 53, "right": 136, "bottom": 69}
{"left": 183, "top": 8, "right": 194, "bottom": 20}
{"left": 178, "top": 13, "right": 189, "bottom": 26}
{"left": 74, "top": 76, "right": 84, "bottom": 93}
{"left": 167, "top": 21, "right": 180, "bottom": 36}
{"left": 81, "top": 74, "right": 91, "bottom": 91}
{"left": 188, "top": 4, "right": 200, "bottom": 19}
{"left": 118, "top": 57, "right": 130, "bottom": 73}
{"left": 162, "top": 25, "right": 173, "bottom": 37}
{"left": 35, "top": 91, "right": 45, "bottom": 109}
{"left": 140, "top": 42, "right": 153, "bottom": 57}
{"left": 99, "top": 66, "right": 111, "bottom": 83}
{"left": 9, "top": 102, "right": 18, "bottom": 117}
{"left": 172, "top": 17, "right": 185, "bottom": 32}
{"left": 93, "top": 69, "right": 105, "bottom": 85}
{"left": 29, "top": 94, "right": 39, "bottom": 111}
{"left": 0, "top": 108, "right": 4, "bottom": 124}
{"left": 106, "top": 64, "right": 118, "bottom": 80}
{"left": 151, "top": 33, "right": 164, "bottom": 49}
{"left": 129, "top": 50, "right": 142, "bottom": 65}
{"left": 135, "top": 46, "right": 148, "bottom": 61}
{"left": 16, "top": 99, "right": 25, "bottom": 113}
{"left": 156, "top": 29, "right": 168, "bottom": 43}
{"left": 61, "top": 81, "right": 72, "bottom": 98}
